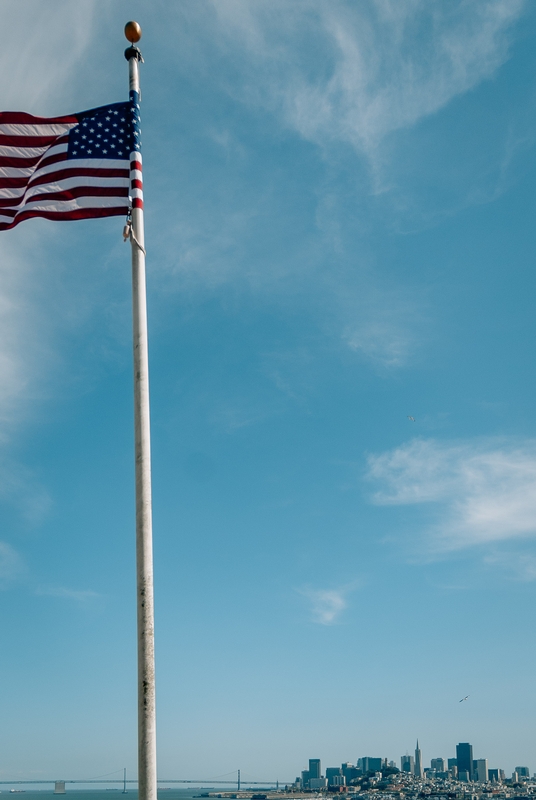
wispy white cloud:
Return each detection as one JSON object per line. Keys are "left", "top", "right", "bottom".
{"left": 0, "top": 233, "right": 55, "bottom": 440}
{"left": 0, "top": 453, "right": 51, "bottom": 525}
{"left": 0, "top": 3, "right": 98, "bottom": 114}
{"left": 0, "top": 541, "right": 25, "bottom": 588}
{"left": 367, "top": 438, "right": 536, "bottom": 552}
{"left": 483, "top": 551, "right": 536, "bottom": 582}
{"left": 36, "top": 585, "right": 102, "bottom": 605}
{"left": 343, "top": 309, "right": 418, "bottom": 368}
{"left": 157, "top": 0, "right": 522, "bottom": 369}
{"left": 208, "top": 0, "right": 525, "bottom": 163}
{"left": 298, "top": 583, "right": 357, "bottom": 625}
{"left": 0, "top": 3, "right": 101, "bottom": 441}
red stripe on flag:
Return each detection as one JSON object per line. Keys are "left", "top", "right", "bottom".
{"left": 36, "top": 152, "right": 69, "bottom": 171}
{"left": 0, "top": 151, "right": 68, "bottom": 170}
{"left": 0, "top": 112, "right": 78, "bottom": 125}
{"left": 0, "top": 177, "right": 31, "bottom": 189}
{"left": 20, "top": 185, "right": 129, "bottom": 204}
{"left": 28, "top": 166, "right": 130, "bottom": 189}
{"left": 0, "top": 205, "right": 127, "bottom": 231}
{"left": 0, "top": 134, "right": 68, "bottom": 147}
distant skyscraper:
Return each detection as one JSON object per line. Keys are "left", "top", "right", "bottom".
{"left": 401, "top": 755, "right": 414, "bottom": 773}
{"left": 414, "top": 741, "right": 423, "bottom": 779}
{"left": 326, "top": 768, "right": 342, "bottom": 783}
{"left": 342, "top": 764, "right": 360, "bottom": 783}
{"left": 431, "top": 759, "right": 446, "bottom": 773}
{"left": 516, "top": 767, "right": 530, "bottom": 778}
{"left": 301, "top": 771, "right": 310, "bottom": 788}
{"left": 342, "top": 761, "right": 361, "bottom": 784}
{"left": 474, "top": 759, "right": 488, "bottom": 783}
{"left": 456, "top": 744, "right": 473, "bottom": 781}
{"left": 309, "top": 760, "right": 321, "bottom": 780}
{"left": 361, "top": 758, "right": 382, "bottom": 773}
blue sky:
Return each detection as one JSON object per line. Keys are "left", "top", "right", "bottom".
{"left": 2, "top": 0, "right": 536, "bottom": 783}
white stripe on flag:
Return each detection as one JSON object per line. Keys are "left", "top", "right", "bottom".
{"left": 0, "top": 122, "right": 76, "bottom": 136}
{"left": 0, "top": 165, "right": 35, "bottom": 178}
{"left": 0, "top": 149, "right": 130, "bottom": 184}
{"left": 21, "top": 157, "right": 130, "bottom": 184}
{"left": 13, "top": 195, "right": 130, "bottom": 214}
{"left": 0, "top": 144, "right": 59, "bottom": 158}
{"left": 0, "top": 174, "right": 129, "bottom": 201}
{"left": 25, "top": 175, "right": 129, "bottom": 199}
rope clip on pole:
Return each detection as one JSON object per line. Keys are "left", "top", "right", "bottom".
{"left": 123, "top": 210, "right": 146, "bottom": 255}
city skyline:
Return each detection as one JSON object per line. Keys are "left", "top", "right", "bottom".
{"left": 297, "top": 744, "right": 532, "bottom": 789}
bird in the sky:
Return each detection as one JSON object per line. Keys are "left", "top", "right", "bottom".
{"left": 408, "top": 416, "right": 415, "bottom": 422}
{"left": 459, "top": 695, "right": 470, "bottom": 703}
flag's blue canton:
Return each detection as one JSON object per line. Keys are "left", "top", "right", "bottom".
{"left": 67, "top": 101, "right": 135, "bottom": 160}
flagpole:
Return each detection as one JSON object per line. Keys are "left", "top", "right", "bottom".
{"left": 124, "top": 22, "right": 157, "bottom": 800}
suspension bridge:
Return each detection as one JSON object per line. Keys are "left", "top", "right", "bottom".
{"left": 0, "top": 770, "right": 292, "bottom": 792}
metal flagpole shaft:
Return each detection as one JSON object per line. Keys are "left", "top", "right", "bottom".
{"left": 124, "top": 22, "right": 157, "bottom": 800}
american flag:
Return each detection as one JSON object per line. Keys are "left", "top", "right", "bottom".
{"left": 0, "top": 90, "right": 142, "bottom": 231}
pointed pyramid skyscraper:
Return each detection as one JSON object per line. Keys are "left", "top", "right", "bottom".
{"left": 414, "top": 740, "right": 423, "bottom": 779}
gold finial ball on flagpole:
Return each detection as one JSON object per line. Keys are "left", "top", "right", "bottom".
{"left": 125, "top": 21, "right": 142, "bottom": 43}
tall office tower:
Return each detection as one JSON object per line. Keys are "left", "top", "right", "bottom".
{"left": 326, "top": 768, "right": 342, "bottom": 783}
{"left": 474, "top": 759, "right": 488, "bottom": 783}
{"left": 431, "top": 759, "right": 446, "bottom": 773}
{"left": 448, "top": 759, "right": 457, "bottom": 770}
{"left": 309, "top": 760, "right": 321, "bottom": 780}
{"left": 414, "top": 741, "right": 423, "bottom": 779}
{"left": 361, "top": 758, "right": 382, "bottom": 773}
{"left": 301, "top": 771, "right": 310, "bottom": 788}
{"left": 401, "top": 756, "right": 415, "bottom": 773}
{"left": 342, "top": 764, "right": 360, "bottom": 783}
{"left": 456, "top": 743, "right": 473, "bottom": 781}
{"left": 515, "top": 767, "right": 530, "bottom": 778}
